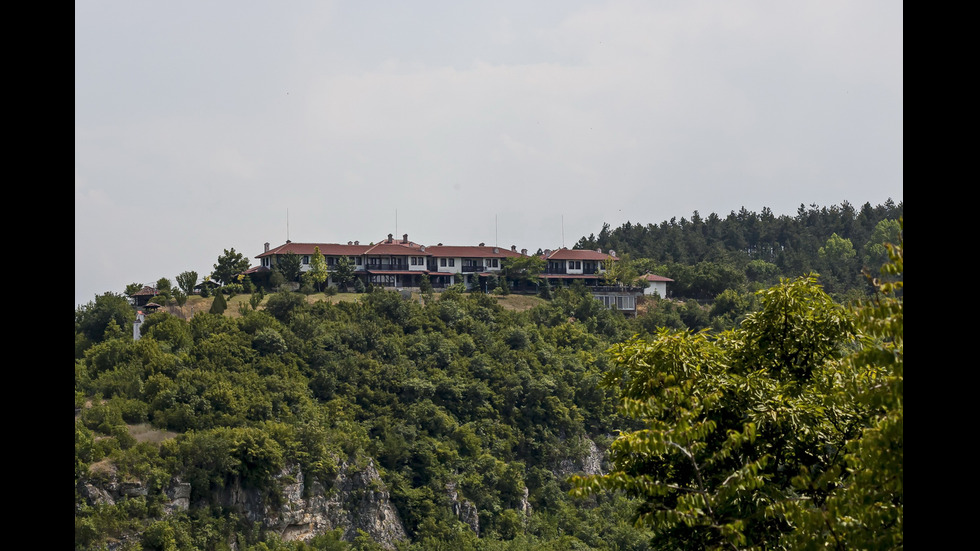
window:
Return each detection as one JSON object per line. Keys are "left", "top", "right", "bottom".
{"left": 302, "top": 255, "right": 310, "bottom": 264}
{"left": 262, "top": 257, "right": 270, "bottom": 267}
{"left": 449, "top": 259, "right": 455, "bottom": 267}
{"left": 440, "top": 258, "right": 447, "bottom": 267}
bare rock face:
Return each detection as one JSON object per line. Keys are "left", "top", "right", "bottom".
{"left": 80, "top": 459, "right": 408, "bottom": 550}
{"left": 556, "top": 436, "right": 605, "bottom": 478}
{"left": 216, "top": 460, "right": 408, "bottom": 550}
{"left": 446, "top": 481, "right": 480, "bottom": 535}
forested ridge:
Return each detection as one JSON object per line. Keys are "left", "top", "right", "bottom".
{"left": 75, "top": 203, "right": 902, "bottom": 550}
{"left": 576, "top": 199, "right": 902, "bottom": 299}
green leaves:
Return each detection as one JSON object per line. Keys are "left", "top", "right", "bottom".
{"left": 573, "top": 263, "right": 903, "bottom": 548}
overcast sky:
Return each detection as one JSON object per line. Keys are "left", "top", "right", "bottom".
{"left": 75, "top": 1, "right": 902, "bottom": 306}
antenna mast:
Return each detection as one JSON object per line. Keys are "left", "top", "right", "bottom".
{"left": 286, "top": 209, "right": 290, "bottom": 242}
{"left": 562, "top": 214, "right": 565, "bottom": 248}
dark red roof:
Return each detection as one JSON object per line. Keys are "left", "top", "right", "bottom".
{"left": 132, "top": 286, "right": 158, "bottom": 296}
{"left": 544, "top": 248, "right": 617, "bottom": 261}
{"left": 363, "top": 241, "right": 428, "bottom": 256}
{"left": 425, "top": 245, "right": 522, "bottom": 258}
{"left": 643, "top": 274, "right": 674, "bottom": 282}
{"left": 257, "top": 242, "right": 373, "bottom": 258}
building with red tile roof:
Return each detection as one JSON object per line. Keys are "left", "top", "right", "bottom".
{"left": 253, "top": 234, "right": 669, "bottom": 312}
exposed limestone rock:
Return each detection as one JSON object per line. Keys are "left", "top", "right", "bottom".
{"left": 556, "top": 436, "right": 605, "bottom": 478}
{"left": 80, "top": 459, "right": 408, "bottom": 550}
{"left": 165, "top": 480, "right": 191, "bottom": 514}
{"left": 446, "top": 481, "right": 480, "bottom": 535}
{"left": 215, "top": 460, "right": 407, "bottom": 550}
{"left": 518, "top": 486, "right": 531, "bottom": 517}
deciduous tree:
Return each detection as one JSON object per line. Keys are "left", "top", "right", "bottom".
{"left": 275, "top": 252, "right": 302, "bottom": 283}
{"left": 176, "top": 271, "right": 198, "bottom": 295}
{"left": 332, "top": 255, "right": 356, "bottom": 292}
{"left": 571, "top": 256, "right": 902, "bottom": 548}
{"left": 212, "top": 248, "right": 250, "bottom": 286}
{"left": 305, "top": 246, "right": 329, "bottom": 292}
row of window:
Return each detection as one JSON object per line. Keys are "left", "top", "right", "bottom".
{"left": 595, "top": 294, "right": 636, "bottom": 310}
{"left": 274, "top": 255, "right": 504, "bottom": 269}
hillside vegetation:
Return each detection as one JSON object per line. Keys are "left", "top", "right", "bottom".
{"left": 75, "top": 205, "right": 902, "bottom": 550}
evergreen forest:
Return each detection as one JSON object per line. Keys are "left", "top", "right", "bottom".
{"left": 75, "top": 201, "right": 902, "bottom": 550}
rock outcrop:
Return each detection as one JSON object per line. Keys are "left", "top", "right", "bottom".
{"left": 556, "top": 435, "right": 605, "bottom": 478}
{"left": 80, "top": 459, "right": 408, "bottom": 550}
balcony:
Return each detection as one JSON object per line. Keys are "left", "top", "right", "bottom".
{"left": 364, "top": 262, "right": 409, "bottom": 271}
{"left": 461, "top": 265, "right": 485, "bottom": 273}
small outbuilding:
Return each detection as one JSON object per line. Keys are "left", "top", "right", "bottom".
{"left": 642, "top": 274, "right": 674, "bottom": 298}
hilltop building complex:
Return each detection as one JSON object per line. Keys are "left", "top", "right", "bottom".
{"left": 255, "top": 233, "right": 671, "bottom": 313}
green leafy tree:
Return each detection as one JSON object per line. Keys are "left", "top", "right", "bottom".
{"left": 156, "top": 277, "right": 173, "bottom": 297}
{"left": 269, "top": 269, "right": 286, "bottom": 290}
{"left": 209, "top": 290, "right": 227, "bottom": 315}
{"left": 333, "top": 255, "right": 357, "bottom": 292}
{"left": 125, "top": 282, "right": 144, "bottom": 297}
{"left": 572, "top": 273, "right": 885, "bottom": 548}
{"left": 173, "top": 288, "right": 187, "bottom": 308}
{"left": 502, "top": 255, "right": 545, "bottom": 286}
{"left": 776, "top": 221, "right": 903, "bottom": 549}
{"left": 305, "top": 246, "right": 329, "bottom": 292}
{"left": 601, "top": 254, "right": 640, "bottom": 287}
{"left": 212, "top": 248, "right": 250, "bottom": 285}
{"left": 276, "top": 252, "right": 303, "bottom": 283}
{"left": 863, "top": 218, "right": 902, "bottom": 270}
{"left": 76, "top": 292, "right": 135, "bottom": 344}
{"left": 175, "top": 270, "right": 198, "bottom": 295}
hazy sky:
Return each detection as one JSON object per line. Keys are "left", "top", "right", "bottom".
{"left": 75, "top": 1, "right": 902, "bottom": 306}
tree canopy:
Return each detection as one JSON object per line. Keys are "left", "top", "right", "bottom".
{"left": 212, "top": 248, "right": 251, "bottom": 285}
{"left": 571, "top": 228, "right": 903, "bottom": 548}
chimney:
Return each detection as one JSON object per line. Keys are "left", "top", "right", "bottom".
{"left": 354, "top": 241, "right": 359, "bottom": 245}
{"left": 609, "top": 250, "right": 617, "bottom": 258}
{"left": 493, "top": 247, "right": 499, "bottom": 254}
{"left": 544, "top": 249, "right": 552, "bottom": 257}
{"left": 387, "top": 233, "right": 393, "bottom": 243}
{"left": 264, "top": 242, "right": 270, "bottom": 252}
{"left": 511, "top": 245, "right": 517, "bottom": 252}
{"left": 521, "top": 248, "right": 527, "bottom": 256}
{"left": 479, "top": 242, "right": 485, "bottom": 247}
{"left": 286, "top": 239, "right": 291, "bottom": 244}
{"left": 402, "top": 233, "right": 409, "bottom": 244}
{"left": 348, "top": 241, "right": 353, "bottom": 245}
{"left": 596, "top": 248, "right": 601, "bottom": 253}
{"left": 438, "top": 243, "right": 443, "bottom": 246}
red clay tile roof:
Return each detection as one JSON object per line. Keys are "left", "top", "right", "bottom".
{"left": 363, "top": 241, "right": 428, "bottom": 256}
{"left": 425, "top": 245, "right": 522, "bottom": 258}
{"left": 257, "top": 242, "right": 372, "bottom": 258}
{"left": 643, "top": 273, "right": 674, "bottom": 282}
{"left": 544, "top": 248, "right": 617, "bottom": 261}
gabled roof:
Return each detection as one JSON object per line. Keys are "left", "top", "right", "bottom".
{"left": 257, "top": 242, "right": 372, "bottom": 258}
{"left": 363, "top": 241, "right": 428, "bottom": 256}
{"left": 132, "top": 286, "right": 158, "bottom": 297}
{"left": 544, "top": 248, "right": 618, "bottom": 261}
{"left": 426, "top": 245, "right": 522, "bottom": 258}
{"left": 643, "top": 273, "right": 674, "bottom": 282}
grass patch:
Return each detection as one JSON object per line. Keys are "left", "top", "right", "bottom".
{"left": 128, "top": 423, "right": 178, "bottom": 444}
{"left": 495, "top": 294, "right": 546, "bottom": 312}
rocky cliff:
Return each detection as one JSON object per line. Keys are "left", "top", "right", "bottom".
{"left": 80, "top": 458, "right": 408, "bottom": 549}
